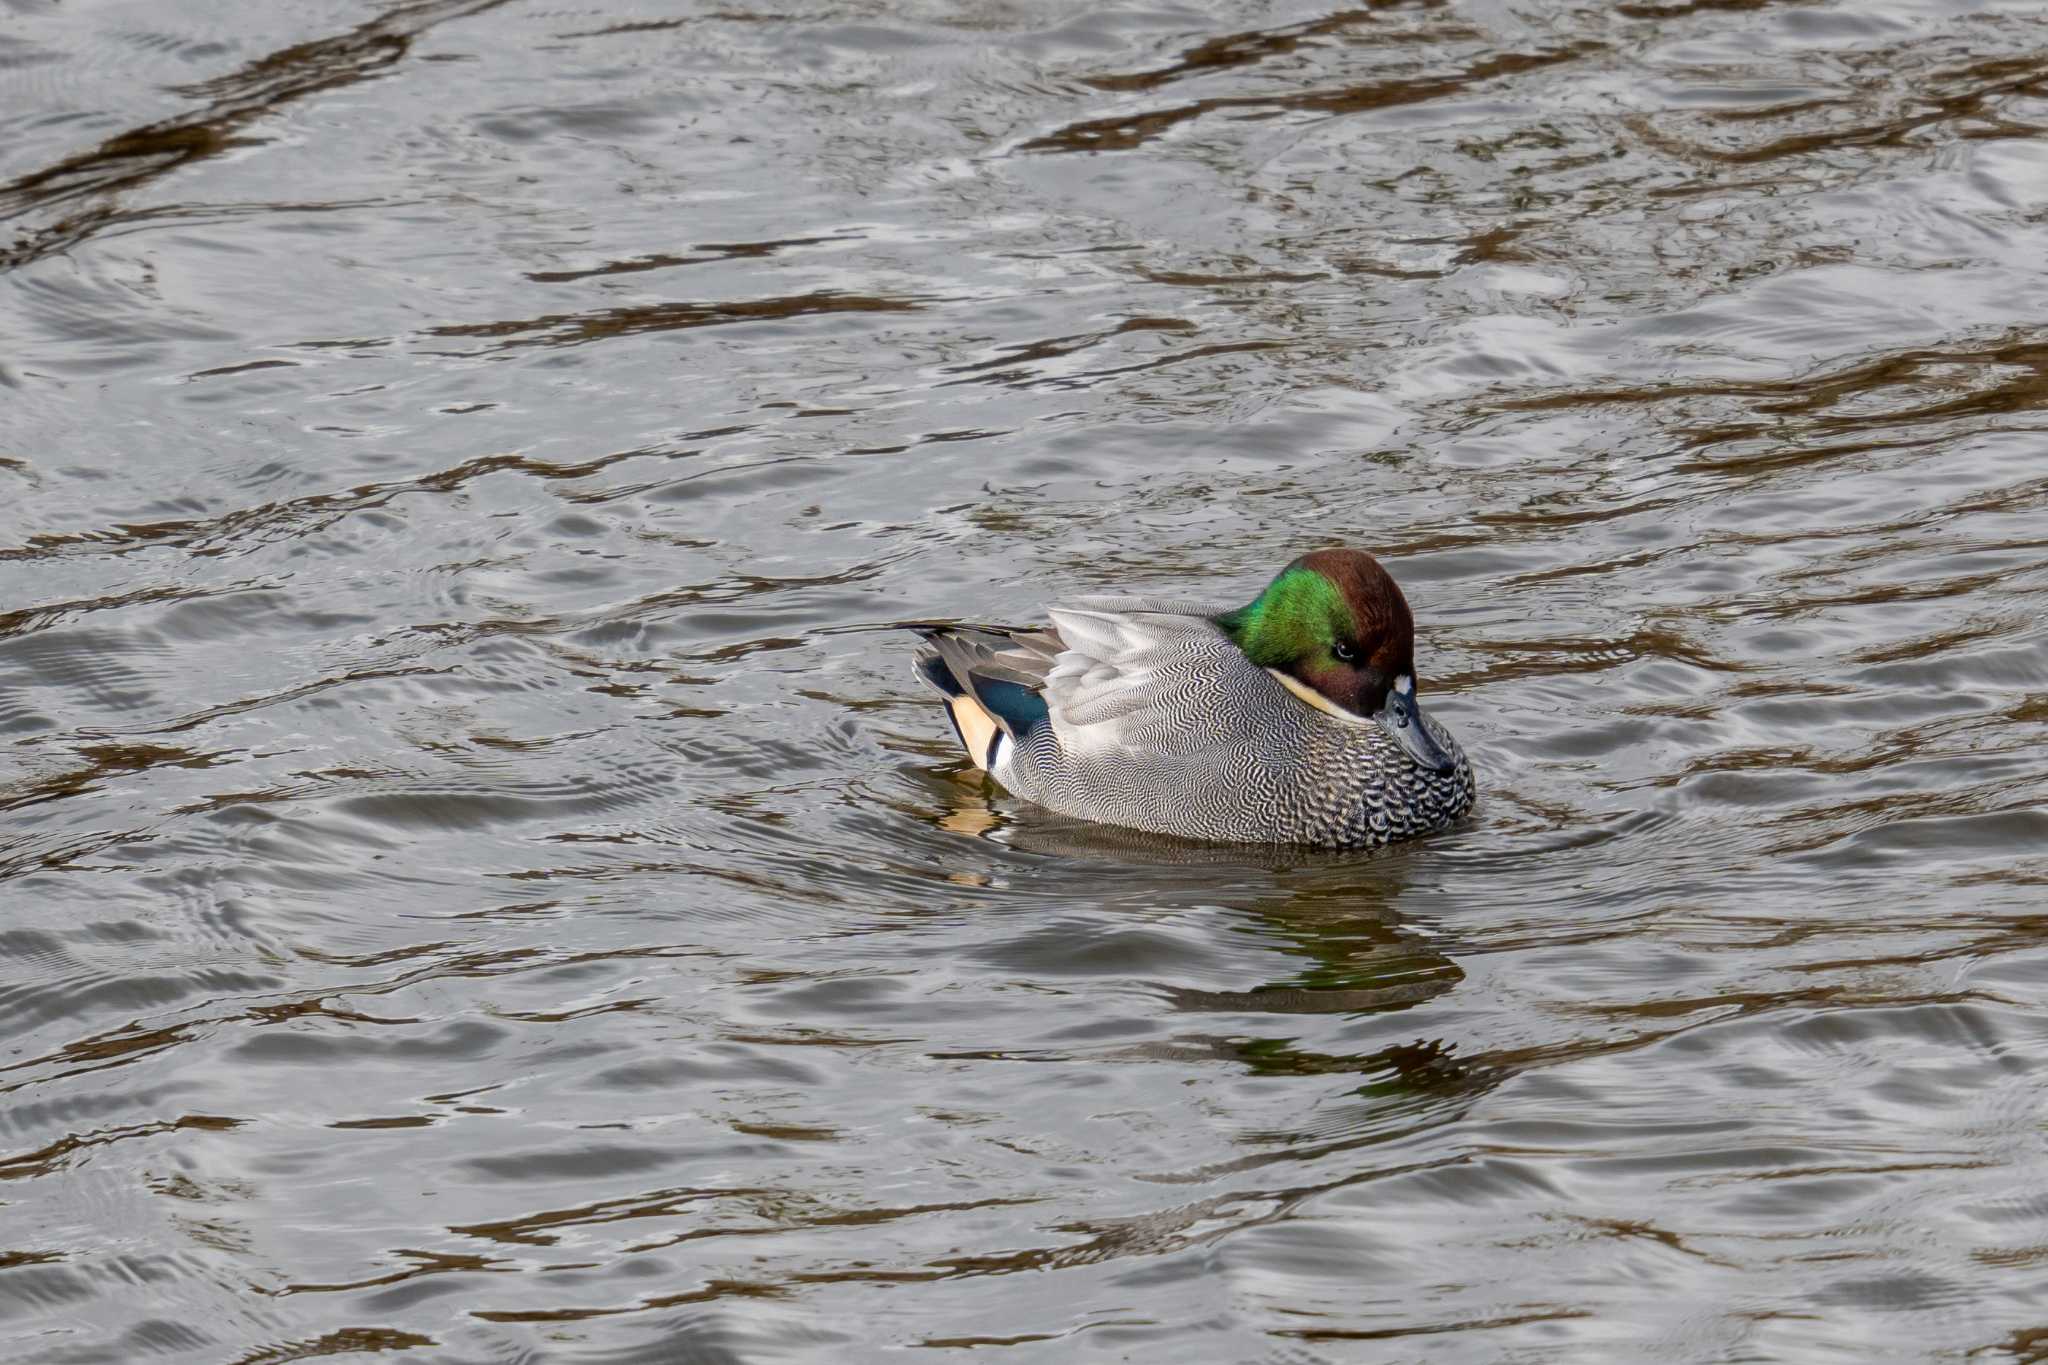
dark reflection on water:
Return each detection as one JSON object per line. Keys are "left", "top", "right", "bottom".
{"left": 4, "top": 0, "right": 2048, "bottom": 1359}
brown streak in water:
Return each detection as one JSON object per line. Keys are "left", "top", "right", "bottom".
{"left": 231, "top": 1327, "right": 436, "bottom": 1363}
{"left": 1616, "top": 0, "right": 1798, "bottom": 18}
{"left": 620, "top": 1194, "right": 1041, "bottom": 1255}
{"left": 1453, "top": 223, "right": 1528, "bottom": 265}
{"left": 0, "top": 0, "right": 515, "bottom": 271}
{"left": 1432, "top": 623, "right": 1740, "bottom": 692}
{"left": 1136, "top": 267, "right": 1328, "bottom": 286}
{"left": 453, "top": 1185, "right": 1037, "bottom": 1259}
{"left": 490, "top": 998, "right": 651, "bottom": 1024}
{"left": 1077, "top": 9, "right": 1393, "bottom": 94}
{"left": 523, "top": 234, "right": 865, "bottom": 283}
{"left": 1017, "top": 46, "right": 1595, "bottom": 154}
{"left": 1849, "top": 619, "right": 2020, "bottom": 665}
{"left": 1637, "top": 54, "right": 2048, "bottom": 167}
{"left": 0, "top": 1251, "right": 65, "bottom": 1270}
{"left": 425, "top": 291, "right": 924, "bottom": 350}
{"left": 1707, "top": 97, "right": 1857, "bottom": 125}
{"left": 1163, "top": 979, "right": 1450, "bottom": 1014}
{"left": 1501, "top": 545, "right": 1676, "bottom": 588}
{"left": 1496, "top": 338, "right": 2048, "bottom": 484}
{"left": 1563, "top": 1214, "right": 1744, "bottom": 1268}
{"left": 724, "top": 1029, "right": 917, "bottom": 1049}
{"left": 555, "top": 12, "right": 788, "bottom": 39}
{"left": 919, "top": 1322, "right": 1152, "bottom": 1350}
{"left": 941, "top": 318, "right": 1197, "bottom": 378}
{"left": 88, "top": 664, "right": 459, "bottom": 743}
{"left": 247, "top": 998, "right": 423, "bottom": 1027}
{"left": 939, "top": 337, "right": 1293, "bottom": 394}
{"left": 1674, "top": 435, "right": 1948, "bottom": 478}
{"left": 1054, "top": 339, "right": 1291, "bottom": 386}
{"left": 451, "top": 1186, "right": 765, "bottom": 1248}
{"left": 1648, "top": 723, "right": 2018, "bottom": 798}
{"left": 1531, "top": 504, "right": 2048, "bottom": 605}
{"left": 1769, "top": 788, "right": 2046, "bottom": 861}
{"left": 1498, "top": 334, "right": 2048, "bottom": 420}
{"left": 1476, "top": 496, "right": 1681, "bottom": 531}
{"left": 0, "top": 1021, "right": 201, "bottom": 1092}
{"left": 3, "top": 447, "right": 680, "bottom": 565}
{"left": 0, "top": 1114, "right": 241, "bottom": 1182}
{"left": 0, "top": 946, "right": 723, "bottom": 1099}
{"left": 278, "top": 1249, "right": 513, "bottom": 1296}
{"left": 1277, "top": 1307, "right": 1591, "bottom": 1342}
{"left": 0, "top": 830, "right": 154, "bottom": 885}
{"left": 0, "top": 581, "right": 268, "bottom": 641}
{"left": 186, "top": 358, "right": 301, "bottom": 380}
{"left": 57, "top": 197, "right": 408, "bottom": 260}
{"left": 1, "top": 744, "right": 228, "bottom": 813}
{"left": 730, "top": 1121, "right": 839, "bottom": 1141}
{"left": 555, "top": 18, "right": 697, "bottom": 39}
{"left": 1978, "top": 1326, "right": 2048, "bottom": 1364}
{"left": 1737, "top": 568, "right": 2017, "bottom": 622}
{"left": 469, "top": 1278, "right": 786, "bottom": 1323}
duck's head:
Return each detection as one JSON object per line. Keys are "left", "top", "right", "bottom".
{"left": 1215, "top": 547, "right": 1456, "bottom": 775}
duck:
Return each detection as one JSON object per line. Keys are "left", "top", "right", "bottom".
{"left": 912, "top": 547, "right": 1474, "bottom": 848}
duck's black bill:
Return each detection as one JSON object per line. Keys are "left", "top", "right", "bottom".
{"left": 1374, "top": 690, "right": 1457, "bottom": 775}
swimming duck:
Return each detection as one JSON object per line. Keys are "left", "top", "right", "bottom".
{"left": 913, "top": 548, "right": 1474, "bottom": 848}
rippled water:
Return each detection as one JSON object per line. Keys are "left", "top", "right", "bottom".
{"left": 5, "top": 0, "right": 2048, "bottom": 1359}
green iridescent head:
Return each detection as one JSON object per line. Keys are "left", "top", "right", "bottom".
{"left": 1216, "top": 548, "right": 1454, "bottom": 774}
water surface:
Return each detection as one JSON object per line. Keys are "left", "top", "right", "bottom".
{"left": 4, "top": 0, "right": 2048, "bottom": 1360}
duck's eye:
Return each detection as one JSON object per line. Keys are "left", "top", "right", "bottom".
{"left": 1332, "top": 642, "right": 1359, "bottom": 664}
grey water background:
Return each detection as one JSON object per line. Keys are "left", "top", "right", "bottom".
{"left": 5, "top": 0, "right": 2048, "bottom": 1360}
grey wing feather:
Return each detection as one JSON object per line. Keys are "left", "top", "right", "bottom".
{"left": 922, "top": 627, "right": 1055, "bottom": 693}
{"left": 1039, "top": 598, "right": 1279, "bottom": 752}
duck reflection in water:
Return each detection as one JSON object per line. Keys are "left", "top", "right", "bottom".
{"left": 922, "top": 772, "right": 1498, "bottom": 1148}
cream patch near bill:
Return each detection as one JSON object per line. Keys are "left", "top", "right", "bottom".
{"left": 1266, "top": 668, "right": 1376, "bottom": 728}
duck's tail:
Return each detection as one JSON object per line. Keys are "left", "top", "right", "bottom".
{"left": 911, "top": 626, "right": 1056, "bottom": 771}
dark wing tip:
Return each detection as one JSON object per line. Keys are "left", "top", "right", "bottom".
{"left": 913, "top": 645, "right": 965, "bottom": 698}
